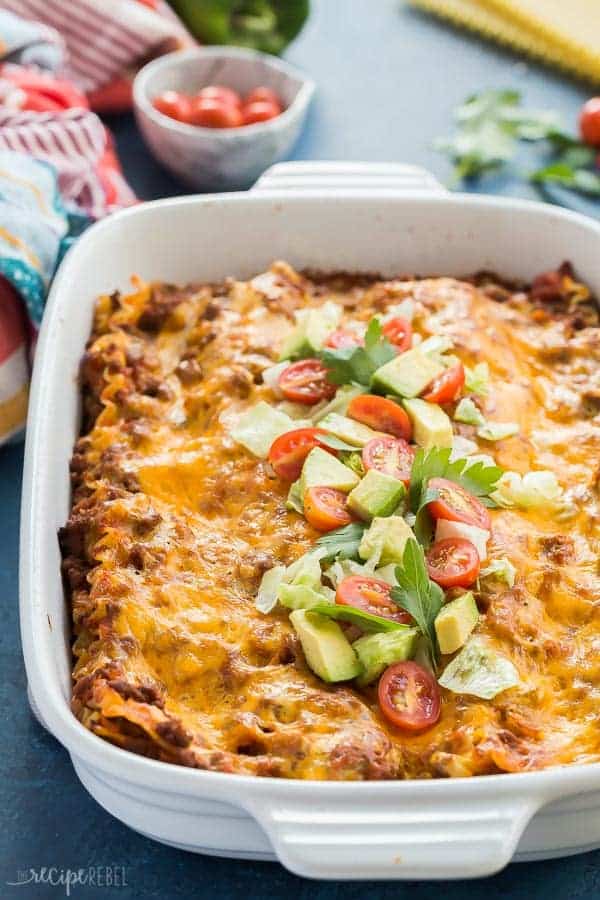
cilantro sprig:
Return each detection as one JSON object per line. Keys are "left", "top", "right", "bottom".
{"left": 409, "top": 447, "right": 503, "bottom": 544}
{"left": 391, "top": 539, "right": 444, "bottom": 663}
{"left": 436, "top": 89, "right": 600, "bottom": 201}
{"left": 314, "top": 522, "right": 365, "bottom": 561}
{"left": 319, "top": 318, "right": 396, "bottom": 387}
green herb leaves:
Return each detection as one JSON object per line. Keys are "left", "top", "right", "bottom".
{"left": 314, "top": 522, "right": 366, "bottom": 561}
{"left": 436, "top": 89, "right": 599, "bottom": 201}
{"left": 391, "top": 540, "right": 444, "bottom": 662}
{"left": 319, "top": 318, "right": 396, "bottom": 387}
{"left": 408, "top": 447, "right": 503, "bottom": 544}
{"left": 435, "top": 90, "right": 561, "bottom": 181}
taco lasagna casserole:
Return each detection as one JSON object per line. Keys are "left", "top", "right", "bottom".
{"left": 60, "top": 261, "right": 600, "bottom": 780}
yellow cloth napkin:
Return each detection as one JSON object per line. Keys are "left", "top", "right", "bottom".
{"left": 409, "top": 0, "right": 600, "bottom": 85}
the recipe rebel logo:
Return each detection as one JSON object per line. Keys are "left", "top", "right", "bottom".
{"left": 6, "top": 865, "right": 128, "bottom": 896}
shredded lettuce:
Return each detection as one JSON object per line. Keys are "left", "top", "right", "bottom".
{"left": 419, "top": 334, "right": 454, "bottom": 356}
{"left": 477, "top": 421, "right": 519, "bottom": 441}
{"left": 312, "top": 384, "right": 365, "bottom": 423}
{"left": 229, "top": 402, "right": 309, "bottom": 458}
{"left": 464, "top": 362, "right": 490, "bottom": 396}
{"left": 450, "top": 435, "right": 478, "bottom": 460}
{"left": 439, "top": 638, "right": 520, "bottom": 699}
{"left": 255, "top": 565, "right": 286, "bottom": 613}
{"left": 454, "top": 397, "right": 485, "bottom": 426}
{"left": 491, "top": 470, "right": 563, "bottom": 510}
{"left": 479, "top": 557, "right": 516, "bottom": 588}
{"left": 261, "top": 361, "right": 289, "bottom": 395}
{"left": 286, "top": 479, "right": 304, "bottom": 514}
{"left": 380, "top": 299, "right": 415, "bottom": 323}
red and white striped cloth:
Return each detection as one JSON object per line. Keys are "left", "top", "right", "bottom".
{"left": 0, "top": 0, "right": 189, "bottom": 93}
{"left": 0, "top": 106, "right": 136, "bottom": 217}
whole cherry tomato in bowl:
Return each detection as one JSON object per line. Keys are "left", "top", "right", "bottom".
{"left": 580, "top": 98, "right": 600, "bottom": 147}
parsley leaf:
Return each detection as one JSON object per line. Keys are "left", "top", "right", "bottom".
{"left": 409, "top": 447, "right": 503, "bottom": 513}
{"left": 391, "top": 539, "right": 444, "bottom": 662}
{"left": 436, "top": 89, "right": 561, "bottom": 181}
{"left": 531, "top": 162, "right": 600, "bottom": 197}
{"left": 319, "top": 318, "right": 396, "bottom": 386}
{"left": 314, "top": 522, "right": 366, "bottom": 561}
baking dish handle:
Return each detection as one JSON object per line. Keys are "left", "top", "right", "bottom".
{"left": 253, "top": 161, "right": 446, "bottom": 194}
{"left": 244, "top": 786, "right": 543, "bottom": 879}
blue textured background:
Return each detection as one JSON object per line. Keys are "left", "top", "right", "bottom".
{"left": 3, "top": 1, "right": 599, "bottom": 897}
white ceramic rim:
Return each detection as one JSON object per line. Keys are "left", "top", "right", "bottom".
{"left": 133, "top": 46, "right": 316, "bottom": 138}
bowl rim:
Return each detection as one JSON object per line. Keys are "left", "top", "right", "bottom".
{"left": 133, "top": 45, "right": 316, "bottom": 139}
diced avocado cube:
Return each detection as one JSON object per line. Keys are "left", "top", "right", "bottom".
{"left": 279, "top": 302, "right": 342, "bottom": 359}
{"left": 300, "top": 446, "right": 360, "bottom": 494}
{"left": 434, "top": 591, "right": 479, "bottom": 655}
{"left": 359, "top": 515, "right": 413, "bottom": 565}
{"left": 278, "top": 583, "right": 331, "bottom": 611}
{"left": 354, "top": 628, "right": 419, "bottom": 685}
{"left": 290, "top": 609, "right": 362, "bottom": 682}
{"left": 371, "top": 348, "right": 445, "bottom": 398}
{"left": 402, "top": 398, "right": 453, "bottom": 449}
{"left": 347, "top": 470, "right": 406, "bottom": 521}
{"left": 319, "top": 413, "right": 378, "bottom": 447}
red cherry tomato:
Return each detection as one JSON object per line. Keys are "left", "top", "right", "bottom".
{"left": 426, "top": 538, "right": 480, "bottom": 588}
{"left": 324, "top": 328, "right": 364, "bottom": 349}
{"left": 382, "top": 316, "right": 412, "bottom": 352}
{"left": 347, "top": 394, "right": 412, "bottom": 441}
{"left": 268, "top": 428, "right": 333, "bottom": 481}
{"left": 197, "top": 85, "right": 242, "bottom": 108}
{"left": 242, "top": 100, "right": 281, "bottom": 125}
{"left": 189, "top": 97, "right": 244, "bottom": 128}
{"left": 427, "top": 477, "right": 491, "bottom": 530}
{"left": 580, "top": 97, "right": 600, "bottom": 147}
{"left": 303, "top": 486, "right": 353, "bottom": 531}
{"left": 422, "top": 362, "right": 465, "bottom": 404}
{"left": 336, "top": 576, "right": 412, "bottom": 624}
{"left": 378, "top": 661, "right": 441, "bottom": 733}
{"left": 362, "top": 436, "right": 415, "bottom": 485}
{"left": 152, "top": 90, "right": 193, "bottom": 123}
{"left": 278, "top": 359, "right": 336, "bottom": 405}
{"left": 244, "top": 86, "right": 282, "bottom": 108}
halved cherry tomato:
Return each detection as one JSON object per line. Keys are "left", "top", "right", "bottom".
{"left": 324, "top": 328, "right": 364, "bottom": 349}
{"left": 580, "top": 97, "right": 600, "bottom": 147}
{"left": 278, "top": 359, "right": 336, "bottom": 405}
{"left": 189, "top": 97, "right": 244, "bottom": 128}
{"left": 348, "top": 395, "right": 412, "bottom": 441}
{"left": 427, "top": 477, "right": 491, "bottom": 530}
{"left": 242, "top": 100, "right": 281, "bottom": 125}
{"left": 303, "top": 486, "right": 353, "bottom": 531}
{"left": 244, "top": 86, "right": 282, "bottom": 108}
{"left": 378, "top": 661, "right": 441, "bottom": 733}
{"left": 382, "top": 316, "right": 412, "bottom": 352}
{"left": 197, "top": 85, "right": 242, "bottom": 108}
{"left": 152, "top": 90, "right": 193, "bottom": 123}
{"left": 268, "top": 428, "right": 333, "bottom": 481}
{"left": 422, "top": 362, "right": 465, "bottom": 404}
{"left": 336, "top": 576, "right": 412, "bottom": 624}
{"left": 426, "top": 537, "right": 480, "bottom": 588}
{"left": 362, "top": 436, "right": 415, "bottom": 485}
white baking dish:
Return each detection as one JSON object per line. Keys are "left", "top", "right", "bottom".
{"left": 20, "top": 162, "right": 600, "bottom": 880}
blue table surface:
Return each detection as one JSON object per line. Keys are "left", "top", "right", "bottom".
{"left": 3, "top": 1, "right": 599, "bottom": 897}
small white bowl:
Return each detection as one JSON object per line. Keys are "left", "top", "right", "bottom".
{"left": 133, "top": 47, "right": 315, "bottom": 192}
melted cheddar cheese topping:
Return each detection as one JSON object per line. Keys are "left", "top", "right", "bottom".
{"left": 61, "top": 262, "right": 600, "bottom": 779}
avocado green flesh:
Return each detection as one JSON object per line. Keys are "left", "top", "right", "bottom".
{"left": 435, "top": 591, "right": 479, "bottom": 655}
{"left": 300, "top": 446, "right": 360, "bottom": 494}
{"left": 319, "top": 413, "right": 379, "bottom": 447}
{"left": 402, "top": 397, "right": 454, "bottom": 449}
{"left": 372, "top": 348, "right": 445, "bottom": 398}
{"left": 290, "top": 609, "right": 362, "bottom": 682}
{"left": 347, "top": 469, "right": 406, "bottom": 521}
{"left": 354, "top": 628, "right": 419, "bottom": 685}
{"left": 359, "top": 515, "right": 413, "bottom": 565}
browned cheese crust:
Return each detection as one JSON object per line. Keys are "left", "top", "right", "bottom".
{"left": 60, "top": 262, "right": 600, "bottom": 779}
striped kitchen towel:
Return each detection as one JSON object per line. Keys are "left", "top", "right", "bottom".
{"left": 0, "top": 0, "right": 191, "bottom": 110}
{"left": 0, "top": 151, "right": 76, "bottom": 443}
